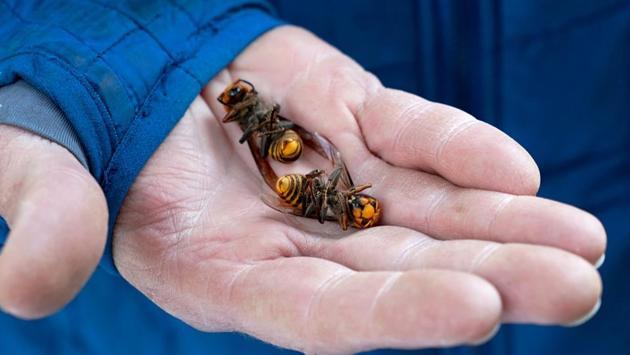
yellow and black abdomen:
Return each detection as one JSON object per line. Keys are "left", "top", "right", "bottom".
{"left": 275, "top": 174, "right": 307, "bottom": 208}
{"left": 269, "top": 129, "right": 303, "bottom": 163}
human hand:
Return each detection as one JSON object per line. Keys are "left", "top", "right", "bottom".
{"left": 111, "top": 27, "right": 605, "bottom": 353}
{"left": 0, "top": 26, "right": 605, "bottom": 353}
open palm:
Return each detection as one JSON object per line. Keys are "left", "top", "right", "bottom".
{"left": 109, "top": 27, "right": 605, "bottom": 353}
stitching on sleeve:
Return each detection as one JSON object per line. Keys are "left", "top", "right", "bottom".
{"left": 166, "top": 0, "right": 200, "bottom": 27}
{"left": 123, "top": 3, "right": 275, "bottom": 137}
{"left": 0, "top": 50, "right": 115, "bottom": 158}
{"left": 82, "top": 0, "right": 204, "bottom": 87}
{"left": 102, "top": 6, "right": 276, "bottom": 190}
{"left": 25, "top": 48, "right": 119, "bottom": 142}
{"left": 1, "top": 0, "right": 140, "bottom": 125}
{"left": 85, "top": 13, "right": 162, "bottom": 67}
{"left": 189, "top": 2, "right": 271, "bottom": 39}
{"left": 133, "top": 58, "right": 194, "bottom": 122}
{"left": 0, "top": 0, "right": 18, "bottom": 21}
{"left": 131, "top": 3, "right": 275, "bottom": 128}
{"left": 100, "top": 63, "right": 193, "bottom": 191}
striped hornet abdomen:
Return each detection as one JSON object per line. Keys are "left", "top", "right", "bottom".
{"left": 268, "top": 129, "right": 303, "bottom": 163}
{"left": 275, "top": 173, "right": 309, "bottom": 208}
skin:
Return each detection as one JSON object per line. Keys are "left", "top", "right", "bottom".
{"left": 0, "top": 27, "right": 605, "bottom": 354}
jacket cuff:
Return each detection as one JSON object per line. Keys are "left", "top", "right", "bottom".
{"left": 0, "top": 80, "right": 88, "bottom": 167}
{"left": 0, "top": 1, "right": 282, "bottom": 274}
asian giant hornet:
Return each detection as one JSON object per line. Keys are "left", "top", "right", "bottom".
{"left": 218, "top": 79, "right": 302, "bottom": 163}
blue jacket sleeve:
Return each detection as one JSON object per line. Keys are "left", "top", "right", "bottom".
{"left": 0, "top": 0, "right": 282, "bottom": 273}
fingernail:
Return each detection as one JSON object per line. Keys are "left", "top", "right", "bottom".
{"left": 471, "top": 324, "right": 500, "bottom": 346}
{"left": 566, "top": 298, "right": 601, "bottom": 327}
{"left": 594, "top": 254, "right": 606, "bottom": 269}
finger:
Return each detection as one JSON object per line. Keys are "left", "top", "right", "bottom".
{"left": 341, "top": 148, "right": 605, "bottom": 263}
{"left": 355, "top": 88, "right": 540, "bottom": 195}
{"left": 218, "top": 257, "right": 501, "bottom": 354}
{"left": 0, "top": 126, "right": 107, "bottom": 319}
{"left": 304, "top": 227, "right": 602, "bottom": 325}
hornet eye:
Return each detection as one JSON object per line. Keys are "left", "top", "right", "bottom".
{"left": 229, "top": 87, "right": 241, "bottom": 97}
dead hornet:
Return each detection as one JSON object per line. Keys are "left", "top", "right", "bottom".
{"left": 217, "top": 79, "right": 303, "bottom": 163}
{"left": 250, "top": 131, "right": 382, "bottom": 230}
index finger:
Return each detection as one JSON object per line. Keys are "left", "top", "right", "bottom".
{"left": 356, "top": 88, "right": 540, "bottom": 195}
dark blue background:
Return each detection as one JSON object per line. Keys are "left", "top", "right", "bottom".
{"left": 1, "top": 1, "right": 629, "bottom": 354}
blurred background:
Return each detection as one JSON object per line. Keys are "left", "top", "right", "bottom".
{"left": 1, "top": 1, "right": 628, "bottom": 354}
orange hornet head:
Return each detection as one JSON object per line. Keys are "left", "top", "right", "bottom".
{"left": 348, "top": 194, "right": 381, "bottom": 229}
{"left": 217, "top": 79, "right": 256, "bottom": 108}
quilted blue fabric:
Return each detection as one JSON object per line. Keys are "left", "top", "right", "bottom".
{"left": 0, "top": 0, "right": 281, "bottom": 272}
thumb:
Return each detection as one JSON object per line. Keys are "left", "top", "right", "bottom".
{"left": 0, "top": 125, "right": 107, "bottom": 319}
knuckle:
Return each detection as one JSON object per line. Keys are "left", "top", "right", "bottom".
{"left": 434, "top": 118, "right": 477, "bottom": 166}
